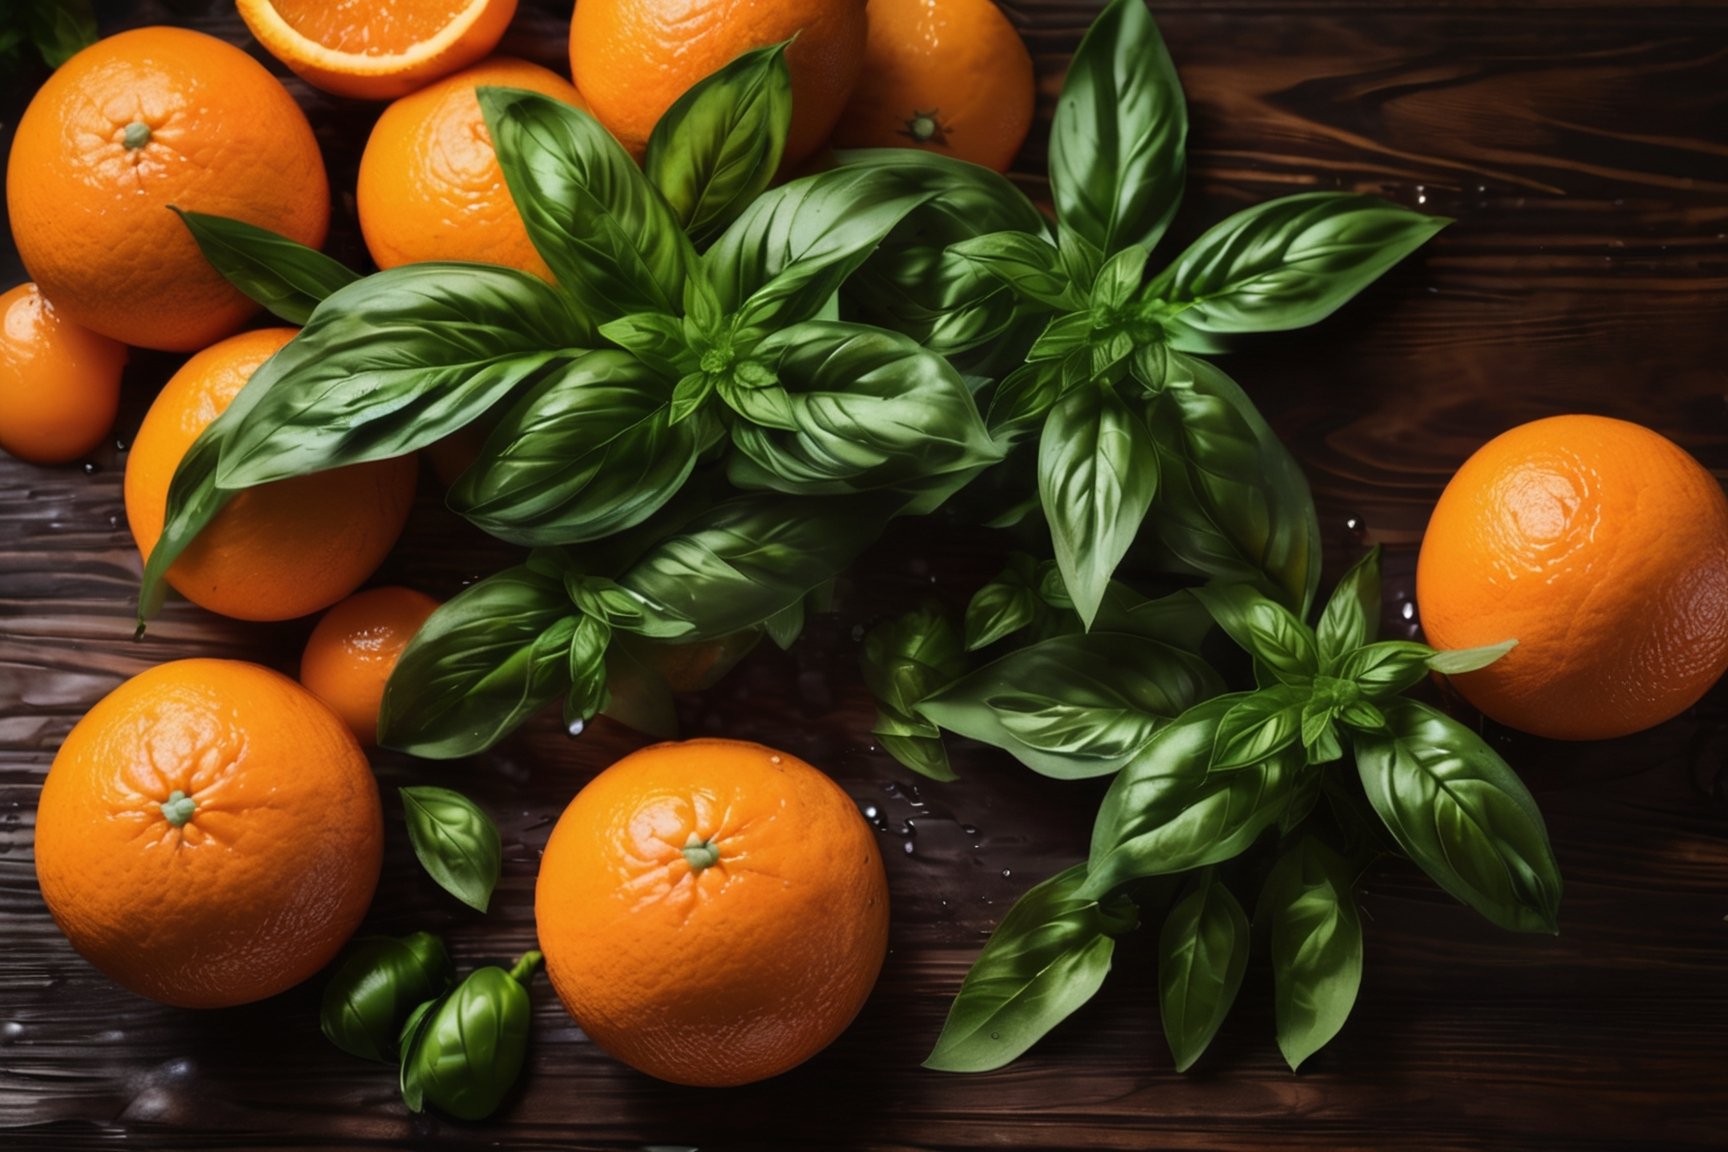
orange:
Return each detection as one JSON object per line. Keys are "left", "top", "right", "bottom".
{"left": 0, "top": 283, "right": 128, "bottom": 465}
{"left": 357, "top": 57, "right": 587, "bottom": 279}
{"left": 536, "top": 738, "right": 889, "bottom": 1086}
{"left": 35, "top": 659, "right": 383, "bottom": 1008}
{"left": 569, "top": 0, "right": 869, "bottom": 163}
{"left": 236, "top": 0, "right": 518, "bottom": 101}
{"left": 5, "top": 27, "right": 329, "bottom": 352}
{"left": 124, "top": 328, "right": 418, "bottom": 623}
{"left": 300, "top": 586, "right": 443, "bottom": 744}
{"left": 1417, "top": 414, "right": 1728, "bottom": 740}
{"left": 831, "top": 0, "right": 1036, "bottom": 173}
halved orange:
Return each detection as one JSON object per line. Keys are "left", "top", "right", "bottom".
{"left": 236, "top": 0, "right": 518, "bottom": 101}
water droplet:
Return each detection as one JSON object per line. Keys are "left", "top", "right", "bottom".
{"left": 113, "top": 438, "right": 128, "bottom": 452}
{"left": 769, "top": 754, "right": 782, "bottom": 764}
{"left": 882, "top": 780, "right": 900, "bottom": 796}
{"left": 566, "top": 717, "right": 585, "bottom": 737}
{"left": 960, "top": 823, "right": 979, "bottom": 836}
{"left": 82, "top": 462, "right": 99, "bottom": 476}
{"left": 1400, "top": 601, "right": 1416, "bottom": 621}
{"left": 106, "top": 514, "right": 119, "bottom": 529}
{"left": 1, "top": 1021, "right": 22, "bottom": 1043}
{"left": 863, "top": 805, "right": 879, "bottom": 821}
{"left": 989, "top": 1031, "right": 1000, "bottom": 1040}
{"left": 1001, "top": 869, "right": 1013, "bottom": 879}
{"left": 902, "top": 840, "right": 915, "bottom": 855}
{"left": 1344, "top": 516, "right": 1365, "bottom": 536}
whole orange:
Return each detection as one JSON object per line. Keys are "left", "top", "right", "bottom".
{"left": 569, "top": 0, "right": 869, "bottom": 162}
{"left": 5, "top": 27, "right": 329, "bottom": 352}
{"left": 1416, "top": 414, "right": 1728, "bottom": 740}
{"left": 300, "top": 586, "right": 443, "bottom": 744}
{"left": 357, "top": 57, "right": 587, "bottom": 279}
{"left": 35, "top": 659, "right": 383, "bottom": 1008}
{"left": 124, "top": 328, "right": 418, "bottom": 622}
{"left": 536, "top": 738, "right": 889, "bottom": 1086}
{"left": 237, "top": 0, "right": 518, "bottom": 101}
{"left": 831, "top": 0, "right": 1036, "bottom": 173}
{"left": 0, "top": 283, "right": 128, "bottom": 465}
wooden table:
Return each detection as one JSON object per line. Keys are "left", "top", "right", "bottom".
{"left": 3, "top": 1, "right": 1725, "bottom": 1148}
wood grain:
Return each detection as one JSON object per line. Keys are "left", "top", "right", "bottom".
{"left": 4, "top": 1, "right": 1728, "bottom": 1149}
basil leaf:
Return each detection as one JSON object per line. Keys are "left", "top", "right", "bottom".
{"left": 449, "top": 351, "right": 699, "bottom": 545}
{"left": 762, "top": 599, "right": 805, "bottom": 650}
{"left": 1158, "top": 869, "right": 1250, "bottom": 1073}
{"left": 706, "top": 166, "right": 930, "bottom": 333}
{"left": 1083, "top": 695, "right": 1298, "bottom": 898}
{"left": 1211, "top": 684, "right": 1307, "bottom": 772}
{"left": 644, "top": 42, "right": 792, "bottom": 248}
{"left": 727, "top": 322, "right": 1000, "bottom": 500}
{"left": 597, "top": 312, "right": 697, "bottom": 377}
{"left": 211, "top": 264, "right": 578, "bottom": 488}
{"left": 918, "top": 632, "right": 1222, "bottom": 781}
{"left": 399, "top": 953, "right": 539, "bottom": 1121}
{"left": 564, "top": 614, "right": 612, "bottom": 725}
{"left": 1301, "top": 699, "right": 1345, "bottom": 766}
{"left": 23, "top": 0, "right": 95, "bottom": 67}
{"left": 1091, "top": 586, "right": 1214, "bottom": 653}
{"left": 1427, "top": 639, "right": 1518, "bottom": 675}
{"left": 1257, "top": 836, "right": 1363, "bottom": 1071}
{"left": 925, "top": 864, "right": 1136, "bottom": 1072}
{"left": 379, "top": 566, "right": 576, "bottom": 758}
{"left": 480, "top": 86, "right": 689, "bottom": 320}
{"left": 1040, "top": 384, "right": 1159, "bottom": 628}
{"left": 1141, "top": 351, "right": 1322, "bottom": 613}
{"left": 1153, "top": 193, "right": 1447, "bottom": 344}
{"left": 599, "top": 636, "right": 678, "bottom": 740}
{"left": 837, "top": 149, "right": 1050, "bottom": 372}
{"left": 172, "top": 209, "right": 360, "bottom": 326}
{"left": 400, "top": 787, "right": 503, "bottom": 913}
{"left": 1316, "top": 546, "right": 1382, "bottom": 670}
{"left": 964, "top": 554, "right": 1043, "bottom": 651}
{"left": 1049, "top": 0, "right": 1187, "bottom": 256}
{"left": 951, "top": 231, "right": 1084, "bottom": 312}
{"left": 1334, "top": 640, "right": 1437, "bottom": 701}
{"left": 1191, "top": 583, "right": 1318, "bottom": 685}
{"left": 985, "top": 360, "right": 1065, "bottom": 438}
{"left": 1353, "top": 699, "right": 1562, "bottom": 933}
{"left": 321, "top": 932, "right": 456, "bottom": 1063}
{"left": 862, "top": 604, "right": 967, "bottom": 782}
{"left": 618, "top": 494, "right": 892, "bottom": 643}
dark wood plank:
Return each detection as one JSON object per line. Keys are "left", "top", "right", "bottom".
{"left": 4, "top": 1, "right": 1728, "bottom": 1149}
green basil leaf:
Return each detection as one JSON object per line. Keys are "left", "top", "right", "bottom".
{"left": 925, "top": 864, "right": 1136, "bottom": 1072}
{"left": 600, "top": 636, "right": 679, "bottom": 740}
{"left": 950, "top": 231, "right": 1083, "bottom": 311}
{"left": 1337, "top": 699, "right": 1386, "bottom": 732}
{"left": 1040, "top": 384, "right": 1158, "bottom": 628}
{"left": 480, "top": 86, "right": 689, "bottom": 320}
{"left": 379, "top": 566, "right": 576, "bottom": 757}
{"left": 400, "top": 953, "right": 540, "bottom": 1120}
{"left": 1153, "top": 193, "right": 1447, "bottom": 344}
{"left": 837, "top": 148, "right": 1050, "bottom": 370}
{"left": 964, "top": 554, "right": 1043, "bottom": 651}
{"left": 1317, "top": 546, "right": 1382, "bottom": 670}
{"left": 1257, "top": 836, "right": 1364, "bottom": 1071}
{"left": 1335, "top": 640, "right": 1438, "bottom": 700}
{"left": 321, "top": 933, "right": 456, "bottom": 1063}
{"left": 618, "top": 494, "right": 892, "bottom": 643}
{"left": 1090, "top": 586, "right": 1214, "bottom": 653}
{"left": 1049, "top": 0, "right": 1187, "bottom": 256}
{"left": 1083, "top": 695, "right": 1297, "bottom": 898}
{"left": 449, "top": 351, "right": 699, "bottom": 545}
{"left": 211, "top": 263, "right": 578, "bottom": 488}
{"left": 862, "top": 603, "right": 967, "bottom": 782}
{"left": 1301, "top": 700, "right": 1344, "bottom": 766}
{"left": 1191, "top": 583, "right": 1318, "bottom": 685}
{"left": 1281, "top": 765, "right": 1326, "bottom": 829}
{"left": 1090, "top": 244, "right": 1152, "bottom": 311}
{"left": 171, "top": 209, "right": 360, "bottom": 326}
{"left": 1142, "top": 351, "right": 1322, "bottom": 613}
{"left": 985, "top": 360, "right": 1066, "bottom": 439}
{"left": 644, "top": 42, "right": 792, "bottom": 248}
{"left": 564, "top": 614, "right": 612, "bottom": 725}
{"left": 598, "top": 312, "right": 697, "bottom": 377}
{"left": 1158, "top": 869, "right": 1250, "bottom": 1072}
{"left": 706, "top": 166, "right": 930, "bottom": 333}
{"left": 1027, "top": 312, "right": 1094, "bottom": 365}
{"left": 1211, "top": 684, "right": 1307, "bottom": 772}
{"left": 23, "top": 0, "right": 96, "bottom": 67}
{"left": 918, "top": 632, "right": 1222, "bottom": 781}
{"left": 1427, "top": 639, "right": 1518, "bottom": 675}
{"left": 1353, "top": 699, "right": 1562, "bottom": 933}
{"left": 400, "top": 787, "right": 503, "bottom": 913}
{"left": 727, "top": 321, "right": 1001, "bottom": 499}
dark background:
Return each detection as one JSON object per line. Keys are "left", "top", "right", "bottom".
{"left": 2, "top": 1, "right": 1726, "bottom": 1149}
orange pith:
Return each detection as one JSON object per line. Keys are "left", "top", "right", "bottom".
{"left": 124, "top": 328, "right": 418, "bottom": 623}
{"left": 1416, "top": 414, "right": 1728, "bottom": 740}
{"left": 536, "top": 738, "right": 890, "bottom": 1086}
{"left": 34, "top": 659, "right": 383, "bottom": 1008}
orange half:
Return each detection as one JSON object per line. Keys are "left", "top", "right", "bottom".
{"left": 237, "top": 0, "right": 518, "bottom": 100}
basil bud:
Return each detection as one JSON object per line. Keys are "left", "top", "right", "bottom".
{"left": 400, "top": 950, "right": 542, "bottom": 1121}
{"left": 320, "top": 933, "right": 456, "bottom": 1063}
